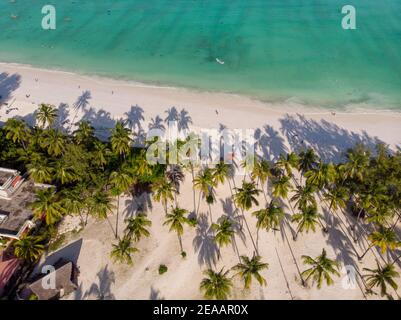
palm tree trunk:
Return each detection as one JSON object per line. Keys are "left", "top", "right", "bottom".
{"left": 115, "top": 195, "right": 120, "bottom": 239}
{"left": 358, "top": 244, "right": 373, "bottom": 261}
{"left": 282, "top": 221, "right": 305, "bottom": 286}
{"left": 191, "top": 166, "right": 196, "bottom": 213}
{"left": 196, "top": 192, "right": 202, "bottom": 215}
{"left": 232, "top": 235, "right": 241, "bottom": 263}
{"left": 208, "top": 203, "right": 213, "bottom": 226}
{"left": 241, "top": 209, "right": 259, "bottom": 255}
{"left": 178, "top": 234, "right": 183, "bottom": 253}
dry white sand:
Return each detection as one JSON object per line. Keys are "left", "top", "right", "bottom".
{"left": 1, "top": 62, "right": 400, "bottom": 300}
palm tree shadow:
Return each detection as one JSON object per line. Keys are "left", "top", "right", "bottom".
{"left": 193, "top": 214, "right": 218, "bottom": 268}
{"left": 254, "top": 125, "right": 287, "bottom": 162}
{"left": 74, "top": 90, "right": 91, "bottom": 113}
{"left": 55, "top": 103, "right": 71, "bottom": 132}
{"left": 178, "top": 108, "right": 193, "bottom": 131}
{"left": 81, "top": 107, "right": 116, "bottom": 140}
{"left": 149, "top": 286, "right": 165, "bottom": 300}
{"left": 220, "top": 197, "right": 246, "bottom": 244}
{"left": 279, "top": 114, "right": 383, "bottom": 163}
{"left": 164, "top": 106, "right": 179, "bottom": 124}
{"left": 125, "top": 105, "right": 144, "bottom": 132}
{"left": 0, "top": 72, "right": 21, "bottom": 106}
{"left": 148, "top": 115, "right": 165, "bottom": 131}
{"left": 83, "top": 265, "right": 115, "bottom": 300}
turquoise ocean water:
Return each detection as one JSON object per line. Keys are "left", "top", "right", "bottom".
{"left": 0, "top": 0, "right": 401, "bottom": 110}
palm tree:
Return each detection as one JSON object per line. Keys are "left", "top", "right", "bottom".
{"left": 233, "top": 181, "right": 261, "bottom": 253}
{"left": 212, "top": 216, "right": 234, "bottom": 250}
{"left": 250, "top": 159, "right": 271, "bottom": 200}
{"left": 359, "top": 227, "right": 401, "bottom": 260}
{"left": 166, "top": 165, "right": 185, "bottom": 202}
{"left": 152, "top": 177, "right": 175, "bottom": 214}
{"left": 36, "top": 103, "right": 58, "bottom": 129}
{"left": 252, "top": 200, "right": 284, "bottom": 232}
{"left": 110, "top": 121, "right": 131, "bottom": 158}
{"left": 73, "top": 120, "right": 95, "bottom": 145}
{"left": 52, "top": 161, "right": 77, "bottom": 185}
{"left": 232, "top": 254, "right": 269, "bottom": 289}
{"left": 40, "top": 129, "right": 66, "bottom": 156}
{"left": 193, "top": 168, "right": 216, "bottom": 214}
{"left": 339, "top": 145, "right": 370, "bottom": 182}
{"left": 290, "top": 184, "right": 317, "bottom": 210}
{"left": 323, "top": 186, "right": 348, "bottom": 212}
{"left": 212, "top": 161, "right": 230, "bottom": 187}
{"left": 163, "top": 206, "right": 191, "bottom": 254}
{"left": 110, "top": 236, "right": 138, "bottom": 265}
{"left": 62, "top": 188, "right": 85, "bottom": 226}
{"left": 13, "top": 236, "right": 45, "bottom": 263}
{"left": 363, "top": 262, "right": 400, "bottom": 298}
{"left": 292, "top": 205, "right": 326, "bottom": 240}
{"left": 271, "top": 175, "right": 292, "bottom": 199}
{"left": 301, "top": 249, "right": 340, "bottom": 289}
{"left": 110, "top": 168, "right": 134, "bottom": 238}
{"left": 87, "top": 190, "right": 116, "bottom": 234}
{"left": 298, "top": 148, "right": 319, "bottom": 176}
{"left": 92, "top": 140, "right": 110, "bottom": 169}
{"left": 125, "top": 214, "right": 152, "bottom": 242}
{"left": 200, "top": 268, "right": 233, "bottom": 300}
{"left": 26, "top": 160, "right": 53, "bottom": 183}
{"left": 276, "top": 152, "right": 299, "bottom": 178}
{"left": 30, "top": 188, "right": 65, "bottom": 225}
{"left": 305, "top": 162, "right": 336, "bottom": 189}
{"left": 3, "top": 118, "right": 31, "bottom": 149}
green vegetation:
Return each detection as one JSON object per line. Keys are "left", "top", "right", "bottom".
{"left": 158, "top": 264, "right": 168, "bottom": 275}
{"left": 1, "top": 104, "right": 401, "bottom": 299}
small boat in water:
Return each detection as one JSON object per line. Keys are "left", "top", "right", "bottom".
{"left": 216, "top": 58, "right": 225, "bottom": 65}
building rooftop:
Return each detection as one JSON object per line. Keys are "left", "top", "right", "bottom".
{"left": 28, "top": 260, "right": 78, "bottom": 300}
{"left": 0, "top": 182, "right": 37, "bottom": 239}
{"left": 0, "top": 171, "right": 14, "bottom": 187}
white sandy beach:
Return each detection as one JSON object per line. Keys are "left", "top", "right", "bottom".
{"left": 1, "top": 62, "right": 400, "bottom": 300}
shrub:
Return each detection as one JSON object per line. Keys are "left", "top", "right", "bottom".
{"left": 158, "top": 264, "right": 168, "bottom": 275}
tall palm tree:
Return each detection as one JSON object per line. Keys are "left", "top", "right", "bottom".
{"left": 233, "top": 181, "right": 261, "bottom": 253}
{"left": 3, "top": 118, "right": 31, "bottom": 149}
{"left": 152, "top": 177, "right": 175, "bottom": 214}
{"left": 110, "top": 121, "right": 131, "bottom": 158}
{"left": 305, "top": 162, "right": 336, "bottom": 189}
{"left": 232, "top": 254, "right": 269, "bottom": 289}
{"left": 276, "top": 152, "right": 299, "bottom": 178}
{"left": 193, "top": 168, "right": 216, "bottom": 214}
{"left": 73, "top": 120, "right": 95, "bottom": 145}
{"left": 26, "top": 160, "right": 53, "bottom": 183}
{"left": 298, "top": 148, "right": 319, "bottom": 177}
{"left": 213, "top": 161, "right": 230, "bottom": 188}
{"left": 200, "top": 268, "right": 233, "bottom": 300}
{"left": 339, "top": 145, "right": 370, "bottom": 182}
{"left": 252, "top": 200, "right": 284, "bottom": 232}
{"left": 52, "top": 161, "right": 77, "bottom": 185}
{"left": 30, "top": 188, "right": 65, "bottom": 225}
{"left": 125, "top": 214, "right": 152, "bottom": 242}
{"left": 363, "top": 262, "right": 400, "bottom": 298}
{"left": 40, "top": 129, "right": 66, "bottom": 157}
{"left": 301, "top": 249, "right": 340, "bottom": 289}
{"left": 62, "top": 188, "right": 85, "bottom": 226}
{"left": 92, "top": 140, "right": 110, "bottom": 169}
{"left": 110, "top": 168, "right": 134, "bottom": 238}
{"left": 163, "top": 206, "right": 191, "bottom": 254}
{"left": 212, "top": 216, "right": 234, "bottom": 250}
{"left": 110, "top": 236, "right": 138, "bottom": 265}
{"left": 166, "top": 165, "right": 185, "bottom": 202}
{"left": 271, "top": 175, "right": 292, "bottom": 199}
{"left": 290, "top": 184, "right": 317, "bottom": 210}
{"left": 13, "top": 236, "right": 45, "bottom": 263}
{"left": 292, "top": 205, "right": 326, "bottom": 240}
{"left": 359, "top": 227, "right": 401, "bottom": 260}
{"left": 323, "top": 186, "right": 348, "bottom": 212}
{"left": 36, "top": 103, "right": 58, "bottom": 129}
{"left": 87, "top": 190, "right": 116, "bottom": 234}
{"left": 250, "top": 159, "right": 271, "bottom": 200}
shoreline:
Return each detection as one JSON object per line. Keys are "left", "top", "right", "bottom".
{"left": 0, "top": 61, "right": 400, "bottom": 152}
{"left": 1, "top": 61, "right": 401, "bottom": 116}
